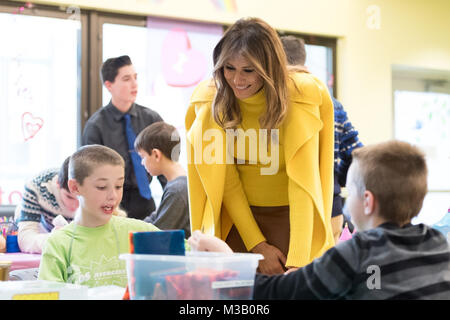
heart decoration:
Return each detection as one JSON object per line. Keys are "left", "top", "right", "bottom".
{"left": 22, "top": 112, "right": 44, "bottom": 141}
{"left": 161, "top": 28, "right": 207, "bottom": 87}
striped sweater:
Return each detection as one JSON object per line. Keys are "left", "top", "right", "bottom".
{"left": 333, "top": 97, "right": 363, "bottom": 187}
{"left": 254, "top": 222, "right": 450, "bottom": 299}
{"left": 17, "top": 169, "right": 74, "bottom": 231}
{"left": 331, "top": 98, "right": 363, "bottom": 217}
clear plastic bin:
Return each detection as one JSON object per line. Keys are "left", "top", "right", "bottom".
{"left": 120, "top": 251, "right": 263, "bottom": 300}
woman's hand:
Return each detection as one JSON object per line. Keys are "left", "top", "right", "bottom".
{"left": 251, "top": 241, "right": 287, "bottom": 275}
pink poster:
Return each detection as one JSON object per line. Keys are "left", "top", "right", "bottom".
{"left": 144, "top": 16, "right": 223, "bottom": 132}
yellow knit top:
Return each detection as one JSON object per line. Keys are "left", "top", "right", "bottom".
{"left": 233, "top": 88, "right": 289, "bottom": 206}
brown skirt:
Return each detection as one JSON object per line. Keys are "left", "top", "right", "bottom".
{"left": 225, "top": 205, "right": 290, "bottom": 257}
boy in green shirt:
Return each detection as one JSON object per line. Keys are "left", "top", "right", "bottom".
{"left": 38, "top": 145, "right": 160, "bottom": 288}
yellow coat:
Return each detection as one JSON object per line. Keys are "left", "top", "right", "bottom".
{"left": 185, "top": 72, "right": 335, "bottom": 267}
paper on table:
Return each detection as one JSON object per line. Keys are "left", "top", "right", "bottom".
{"left": 52, "top": 215, "right": 68, "bottom": 228}
{"left": 87, "top": 285, "right": 126, "bottom": 300}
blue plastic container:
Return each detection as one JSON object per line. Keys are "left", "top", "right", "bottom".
{"left": 6, "top": 235, "right": 20, "bottom": 253}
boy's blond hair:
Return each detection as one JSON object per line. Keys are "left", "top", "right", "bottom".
{"left": 69, "top": 145, "right": 127, "bottom": 217}
{"left": 351, "top": 140, "right": 428, "bottom": 225}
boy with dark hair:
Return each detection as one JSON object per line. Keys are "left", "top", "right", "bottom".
{"left": 135, "top": 122, "right": 190, "bottom": 238}
{"left": 100, "top": 55, "right": 132, "bottom": 84}
{"left": 82, "top": 55, "right": 166, "bottom": 220}
{"left": 189, "top": 140, "right": 450, "bottom": 299}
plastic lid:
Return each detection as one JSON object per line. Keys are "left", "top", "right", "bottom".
{"left": 119, "top": 251, "right": 264, "bottom": 263}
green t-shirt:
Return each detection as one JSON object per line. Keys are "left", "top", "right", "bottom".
{"left": 38, "top": 215, "right": 159, "bottom": 288}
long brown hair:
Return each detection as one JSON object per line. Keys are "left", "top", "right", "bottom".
{"left": 212, "top": 17, "right": 289, "bottom": 130}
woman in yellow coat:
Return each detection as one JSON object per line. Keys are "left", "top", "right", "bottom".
{"left": 185, "top": 17, "right": 335, "bottom": 274}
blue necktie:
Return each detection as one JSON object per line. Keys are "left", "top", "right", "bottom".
{"left": 123, "top": 113, "right": 151, "bottom": 200}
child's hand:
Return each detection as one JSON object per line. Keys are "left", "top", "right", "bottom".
{"left": 188, "top": 230, "right": 233, "bottom": 254}
{"left": 0, "top": 235, "right": 6, "bottom": 253}
{"left": 284, "top": 267, "right": 299, "bottom": 275}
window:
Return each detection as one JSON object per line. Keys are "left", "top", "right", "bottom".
{"left": 394, "top": 90, "right": 450, "bottom": 225}
{"left": 101, "top": 16, "right": 223, "bottom": 204}
{"left": 305, "top": 44, "right": 334, "bottom": 96}
{"left": 0, "top": 10, "right": 81, "bottom": 206}
{"left": 102, "top": 17, "right": 223, "bottom": 135}
{"left": 280, "top": 32, "right": 337, "bottom": 96}
{"left": 393, "top": 65, "right": 450, "bottom": 226}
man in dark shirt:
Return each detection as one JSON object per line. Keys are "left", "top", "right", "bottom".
{"left": 82, "top": 55, "right": 166, "bottom": 219}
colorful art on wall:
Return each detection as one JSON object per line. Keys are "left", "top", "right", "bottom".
{"left": 144, "top": 16, "right": 223, "bottom": 132}
{"left": 161, "top": 28, "right": 208, "bottom": 87}
{"left": 210, "top": 0, "right": 238, "bottom": 13}
{"left": 21, "top": 112, "right": 44, "bottom": 141}
{"left": 0, "top": 12, "right": 79, "bottom": 205}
